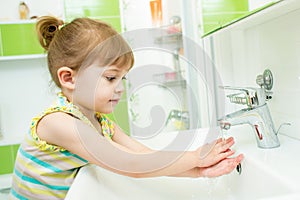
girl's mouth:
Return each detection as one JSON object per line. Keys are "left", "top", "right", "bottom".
{"left": 109, "top": 99, "right": 120, "bottom": 106}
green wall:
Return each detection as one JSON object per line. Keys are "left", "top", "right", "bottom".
{"left": 0, "top": 144, "right": 19, "bottom": 175}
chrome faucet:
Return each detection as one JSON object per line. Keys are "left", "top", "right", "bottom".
{"left": 165, "top": 109, "right": 189, "bottom": 130}
{"left": 219, "top": 69, "right": 280, "bottom": 148}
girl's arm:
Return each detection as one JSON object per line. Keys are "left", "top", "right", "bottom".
{"left": 37, "top": 112, "right": 242, "bottom": 178}
{"left": 112, "top": 124, "right": 201, "bottom": 177}
{"left": 112, "top": 123, "right": 243, "bottom": 178}
{"left": 111, "top": 123, "right": 152, "bottom": 153}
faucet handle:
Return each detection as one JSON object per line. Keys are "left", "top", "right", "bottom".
{"left": 256, "top": 69, "right": 273, "bottom": 91}
{"left": 220, "top": 69, "right": 274, "bottom": 108}
{"left": 256, "top": 69, "right": 274, "bottom": 100}
{"left": 220, "top": 86, "right": 264, "bottom": 108}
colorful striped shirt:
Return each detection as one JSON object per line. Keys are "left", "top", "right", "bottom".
{"left": 9, "top": 92, "right": 114, "bottom": 200}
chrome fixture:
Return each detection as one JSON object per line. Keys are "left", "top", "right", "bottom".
{"left": 169, "top": 15, "right": 181, "bottom": 25}
{"left": 165, "top": 109, "right": 189, "bottom": 130}
{"left": 219, "top": 69, "right": 280, "bottom": 148}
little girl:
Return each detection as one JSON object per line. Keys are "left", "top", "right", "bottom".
{"left": 10, "top": 16, "right": 243, "bottom": 200}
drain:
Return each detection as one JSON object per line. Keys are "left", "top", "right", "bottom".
{"left": 236, "top": 163, "right": 242, "bottom": 175}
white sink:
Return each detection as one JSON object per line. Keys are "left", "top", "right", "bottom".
{"left": 65, "top": 127, "right": 300, "bottom": 200}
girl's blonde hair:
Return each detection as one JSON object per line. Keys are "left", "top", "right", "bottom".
{"left": 36, "top": 16, "right": 134, "bottom": 87}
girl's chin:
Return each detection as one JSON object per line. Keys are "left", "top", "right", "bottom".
{"left": 102, "top": 107, "right": 115, "bottom": 114}
{"left": 104, "top": 104, "right": 117, "bottom": 113}
{"left": 94, "top": 102, "right": 118, "bottom": 113}
{"left": 94, "top": 107, "right": 114, "bottom": 114}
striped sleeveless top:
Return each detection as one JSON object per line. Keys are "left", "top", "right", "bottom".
{"left": 9, "top": 92, "right": 115, "bottom": 200}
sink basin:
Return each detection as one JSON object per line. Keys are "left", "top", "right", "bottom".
{"left": 65, "top": 127, "right": 300, "bottom": 200}
{"left": 65, "top": 157, "right": 296, "bottom": 200}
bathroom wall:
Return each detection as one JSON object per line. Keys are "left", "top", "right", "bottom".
{"left": 120, "top": 0, "right": 181, "bottom": 31}
{"left": 0, "top": 0, "right": 64, "bottom": 21}
{"left": 0, "top": 58, "right": 56, "bottom": 143}
{"left": 0, "top": 58, "right": 56, "bottom": 175}
{"left": 204, "top": 1, "right": 300, "bottom": 140}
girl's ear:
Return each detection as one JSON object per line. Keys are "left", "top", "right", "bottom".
{"left": 57, "top": 67, "right": 76, "bottom": 90}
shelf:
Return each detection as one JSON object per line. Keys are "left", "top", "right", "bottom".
{"left": 163, "top": 79, "right": 187, "bottom": 88}
{"left": 0, "top": 54, "right": 46, "bottom": 61}
{"left": 0, "top": 19, "right": 37, "bottom": 25}
{"left": 0, "top": 173, "right": 12, "bottom": 189}
{"left": 205, "top": 0, "right": 299, "bottom": 36}
{"left": 0, "top": 135, "right": 22, "bottom": 146}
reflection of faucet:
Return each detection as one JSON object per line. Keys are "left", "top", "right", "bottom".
{"left": 219, "top": 69, "right": 281, "bottom": 149}
{"left": 165, "top": 109, "right": 189, "bottom": 130}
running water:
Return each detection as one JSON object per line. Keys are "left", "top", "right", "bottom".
{"left": 220, "top": 126, "right": 227, "bottom": 142}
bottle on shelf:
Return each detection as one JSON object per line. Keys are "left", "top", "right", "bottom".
{"left": 149, "top": 0, "right": 163, "bottom": 27}
{"left": 19, "top": 1, "right": 30, "bottom": 20}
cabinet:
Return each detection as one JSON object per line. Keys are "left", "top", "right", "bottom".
{"left": 0, "top": 144, "right": 19, "bottom": 175}
{"left": 0, "top": 22, "right": 44, "bottom": 56}
{"left": 200, "top": 0, "right": 282, "bottom": 36}
{"left": 64, "top": 0, "right": 121, "bottom": 32}
{"left": 0, "top": 0, "right": 122, "bottom": 58}
{"left": 201, "top": 0, "right": 249, "bottom": 35}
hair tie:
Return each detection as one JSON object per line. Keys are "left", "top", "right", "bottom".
{"left": 58, "top": 24, "right": 64, "bottom": 30}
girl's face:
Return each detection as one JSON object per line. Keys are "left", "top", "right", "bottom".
{"left": 73, "top": 64, "right": 130, "bottom": 114}
{"left": 94, "top": 65, "right": 129, "bottom": 113}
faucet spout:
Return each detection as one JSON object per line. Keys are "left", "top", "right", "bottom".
{"left": 219, "top": 104, "right": 280, "bottom": 148}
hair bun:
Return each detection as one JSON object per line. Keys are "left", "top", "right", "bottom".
{"left": 48, "top": 25, "right": 58, "bottom": 32}
{"left": 36, "top": 16, "right": 64, "bottom": 51}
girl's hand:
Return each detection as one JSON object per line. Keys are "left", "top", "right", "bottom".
{"left": 199, "top": 154, "right": 244, "bottom": 178}
{"left": 196, "top": 137, "right": 236, "bottom": 168}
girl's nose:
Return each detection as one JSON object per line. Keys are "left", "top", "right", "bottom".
{"left": 115, "top": 80, "right": 124, "bottom": 93}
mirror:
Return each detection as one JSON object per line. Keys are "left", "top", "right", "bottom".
{"left": 200, "top": 0, "right": 282, "bottom": 36}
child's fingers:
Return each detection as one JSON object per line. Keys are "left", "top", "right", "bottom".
{"left": 235, "top": 154, "right": 244, "bottom": 163}
{"left": 215, "top": 138, "right": 235, "bottom": 153}
{"left": 201, "top": 154, "right": 244, "bottom": 177}
{"left": 216, "top": 149, "right": 235, "bottom": 161}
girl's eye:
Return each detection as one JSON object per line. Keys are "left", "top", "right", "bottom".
{"left": 106, "top": 76, "right": 116, "bottom": 81}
